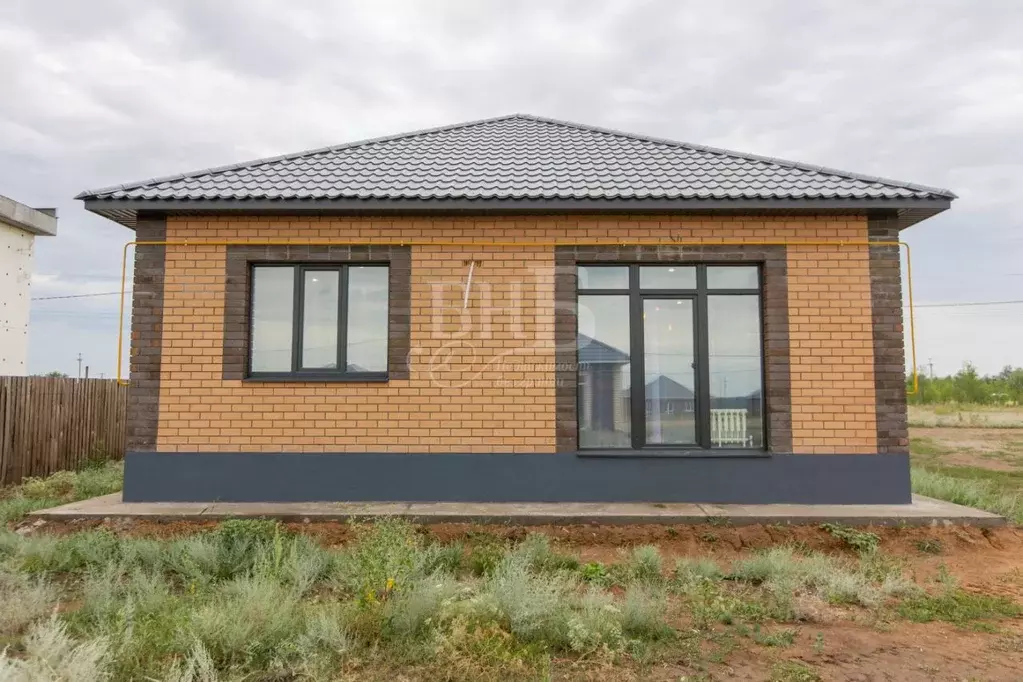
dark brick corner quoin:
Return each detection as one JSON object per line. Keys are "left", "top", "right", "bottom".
{"left": 553, "top": 244, "right": 792, "bottom": 454}
{"left": 869, "top": 217, "right": 910, "bottom": 454}
{"left": 222, "top": 245, "right": 412, "bottom": 381}
{"left": 127, "top": 214, "right": 167, "bottom": 451}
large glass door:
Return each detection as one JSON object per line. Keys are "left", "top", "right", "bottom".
{"left": 576, "top": 263, "right": 764, "bottom": 452}
{"left": 641, "top": 298, "right": 697, "bottom": 446}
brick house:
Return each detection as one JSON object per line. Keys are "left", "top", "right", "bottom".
{"left": 77, "top": 114, "right": 954, "bottom": 504}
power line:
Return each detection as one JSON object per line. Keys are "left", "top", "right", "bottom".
{"left": 913, "top": 299, "right": 1023, "bottom": 309}
{"left": 31, "top": 291, "right": 127, "bottom": 301}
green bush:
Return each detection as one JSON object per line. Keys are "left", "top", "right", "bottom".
{"left": 384, "top": 574, "right": 462, "bottom": 640}
{"left": 483, "top": 554, "right": 576, "bottom": 647}
{"left": 673, "top": 557, "right": 723, "bottom": 586}
{"left": 0, "top": 618, "right": 110, "bottom": 682}
{"left": 331, "top": 518, "right": 432, "bottom": 597}
{"left": 510, "top": 534, "right": 579, "bottom": 574}
{"left": 565, "top": 588, "right": 623, "bottom": 653}
{"left": 580, "top": 561, "right": 610, "bottom": 584}
{"left": 188, "top": 575, "right": 305, "bottom": 669}
{"left": 820, "top": 524, "right": 880, "bottom": 553}
{"left": 0, "top": 568, "right": 59, "bottom": 637}
{"left": 620, "top": 585, "right": 671, "bottom": 640}
{"left": 624, "top": 545, "right": 664, "bottom": 584}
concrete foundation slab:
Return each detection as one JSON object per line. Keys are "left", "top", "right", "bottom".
{"left": 29, "top": 493, "right": 1005, "bottom": 527}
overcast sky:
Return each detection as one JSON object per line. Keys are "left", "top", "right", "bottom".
{"left": 2, "top": 0, "right": 1021, "bottom": 378}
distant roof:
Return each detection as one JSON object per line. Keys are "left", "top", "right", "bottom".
{"left": 77, "top": 113, "right": 955, "bottom": 228}
{"left": 639, "top": 375, "right": 696, "bottom": 400}
{"left": 578, "top": 334, "right": 630, "bottom": 365}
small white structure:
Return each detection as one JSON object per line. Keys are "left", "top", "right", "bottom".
{"left": 710, "top": 408, "right": 752, "bottom": 447}
{"left": 0, "top": 196, "right": 57, "bottom": 375}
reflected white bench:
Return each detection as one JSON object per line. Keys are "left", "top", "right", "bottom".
{"left": 711, "top": 409, "right": 752, "bottom": 447}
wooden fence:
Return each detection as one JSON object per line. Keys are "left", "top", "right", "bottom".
{"left": 0, "top": 376, "right": 128, "bottom": 486}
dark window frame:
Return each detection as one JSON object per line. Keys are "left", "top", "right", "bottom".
{"left": 577, "top": 263, "right": 766, "bottom": 452}
{"left": 247, "top": 262, "right": 390, "bottom": 382}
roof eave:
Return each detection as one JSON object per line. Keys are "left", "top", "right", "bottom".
{"left": 82, "top": 196, "right": 951, "bottom": 231}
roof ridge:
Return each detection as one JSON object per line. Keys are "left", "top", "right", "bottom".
{"left": 513, "top": 114, "right": 958, "bottom": 199}
{"left": 76, "top": 112, "right": 957, "bottom": 203}
{"left": 75, "top": 113, "right": 528, "bottom": 200}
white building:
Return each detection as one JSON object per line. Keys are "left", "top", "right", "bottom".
{"left": 0, "top": 195, "right": 57, "bottom": 375}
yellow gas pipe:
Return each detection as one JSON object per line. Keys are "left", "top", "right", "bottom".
{"left": 115, "top": 239, "right": 918, "bottom": 395}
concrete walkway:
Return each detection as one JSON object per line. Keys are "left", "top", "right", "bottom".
{"left": 30, "top": 494, "right": 1005, "bottom": 527}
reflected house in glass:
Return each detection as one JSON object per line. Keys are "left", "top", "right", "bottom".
{"left": 577, "top": 334, "right": 631, "bottom": 447}
{"left": 76, "top": 114, "right": 954, "bottom": 505}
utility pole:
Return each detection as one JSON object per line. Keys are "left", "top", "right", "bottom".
{"left": 928, "top": 358, "right": 934, "bottom": 379}
{"left": 76, "top": 353, "right": 83, "bottom": 379}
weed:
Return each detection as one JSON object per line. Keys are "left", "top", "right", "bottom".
{"left": 580, "top": 561, "right": 609, "bottom": 584}
{"left": 673, "top": 557, "right": 723, "bottom": 586}
{"left": 750, "top": 625, "right": 796, "bottom": 647}
{"left": 214, "top": 517, "right": 282, "bottom": 545}
{"left": 820, "top": 523, "right": 880, "bottom": 553}
{"left": 16, "top": 530, "right": 120, "bottom": 575}
{"left": 0, "top": 569, "right": 59, "bottom": 637}
{"left": 683, "top": 579, "right": 770, "bottom": 629}
{"left": 626, "top": 545, "right": 664, "bottom": 584}
{"left": 332, "top": 518, "right": 431, "bottom": 596}
{"left": 897, "top": 589, "right": 1021, "bottom": 625}
{"left": 730, "top": 547, "right": 799, "bottom": 585}
{"left": 0, "top": 618, "right": 110, "bottom": 682}
{"left": 911, "top": 467, "right": 1022, "bottom": 524}
{"left": 65, "top": 565, "right": 190, "bottom": 680}
{"left": 812, "top": 632, "right": 825, "bottom": 654}
{"left": 565, "top": 588, "right": 623, "bottom": 653}
{"left": 0, "top": 463, "right": 122, "bottom": 524}
{"left": 620, "top": 585, "right": 671, "bottom": 640}
{"left": 434, "top": 619, "right": 551, "bottom": 682}
{"left": 422, "top": 540, "right": 466, "bottom": 575}
{"left": 915, "top": 538, "right": 944, "bottom": 555}
{"left": 483, "top": 554, "right": 575, "bottom": 646}
{"left": 384, "top": 573, "right": 462, "bottom": 640}
{"left": 935, "top": 562, "right": 958, "bottom": 589}
{"left": 467, "top": 540, "right": 506, "bottom": 577}
{"left": 189, "top": 575, "right": 305, "bottom": 669}
{"left": 879, "top": 573, "right": 922, "bottom": 599}
{"left": 160, "top": 642, "right": 218, "bottom": 682}
{"left": 770, "top": 660, "right": 821, "bottom": 682}
{"left": 510, "top": 533, "right": 580, "bottom": 574}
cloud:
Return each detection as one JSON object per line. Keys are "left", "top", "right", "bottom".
{"left": 1, "top": 0, "right": 1020, "bottom": 376}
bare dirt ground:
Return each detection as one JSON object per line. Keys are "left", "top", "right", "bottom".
{"left": 914, "top": 426, "right": 1023, "bottom": 471}
{"left": 28, "top": 518, "right": 1023, "bottom": 681}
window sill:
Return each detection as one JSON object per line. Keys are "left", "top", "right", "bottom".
{"left": 243, "top": 374, "right": 389, "bottom": 383}
{"left": 575, "top": 449, "right": 771, "bottom": 459}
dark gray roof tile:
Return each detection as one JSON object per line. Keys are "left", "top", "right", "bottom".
{"left": 77, "top": 113, "right": 955, "bottom": 211}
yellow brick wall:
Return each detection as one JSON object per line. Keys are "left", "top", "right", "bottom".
{"left": 787, "top": 244, "right": 877, "bottom": 453}
{"left": 154, "top": 215, "right": 877, "bottom": 454}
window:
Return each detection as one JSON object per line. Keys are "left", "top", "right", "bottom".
{"left": 248, "top": 264, "right": 389, "bottom": 379}
{"left": 577, "top": 264, "right": 764, "bottom": 450}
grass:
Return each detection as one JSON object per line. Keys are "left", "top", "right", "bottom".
{"left": 0, "top": 515, "right": 1017, "bottom": 680}
{"left": 0, "top": 461, "right": 123, "bottom": 524}
{"left": 908, "top": 416, "right": 1023, "bottom": 524}
{"left": 911, "top": 467, "right": 1023, "bottom": 523}
{"left": 896, "top": 588, "right": 1021, "bottom": 625}
{"left": 2, "top": 458, "right": 1021, "bottom": 679}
